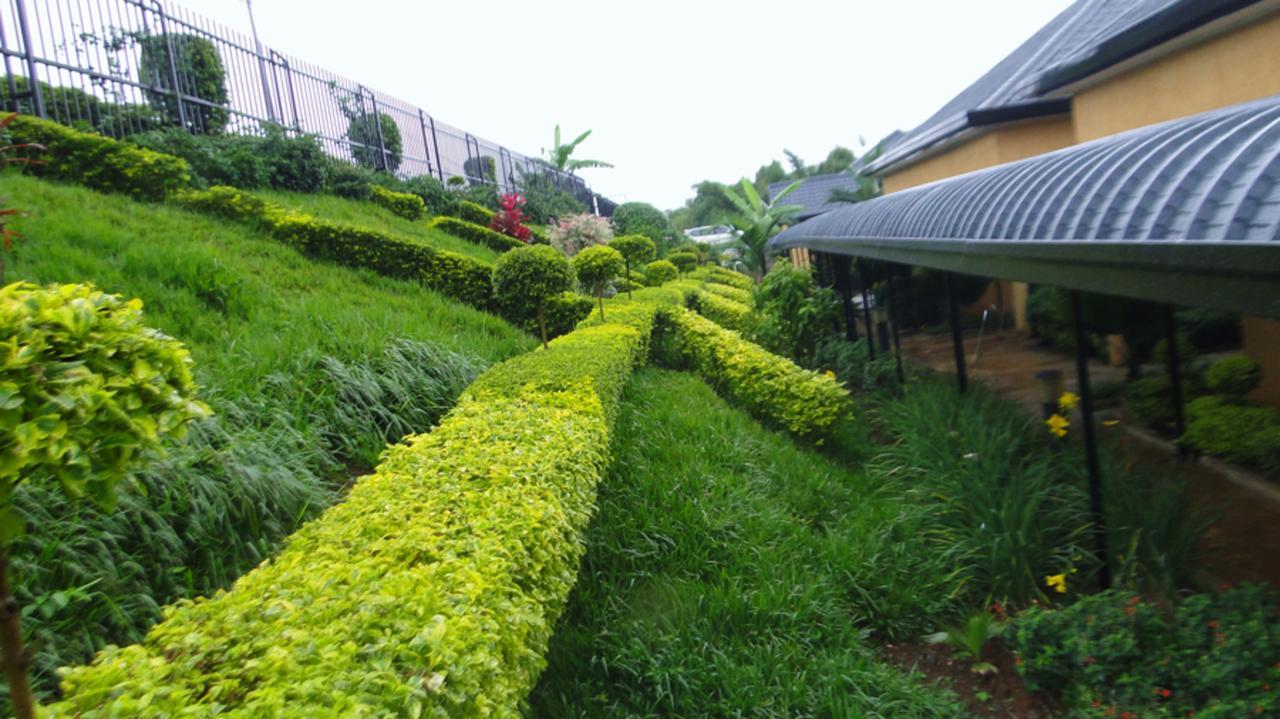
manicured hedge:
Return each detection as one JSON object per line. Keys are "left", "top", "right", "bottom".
{"left": 6, "top": 114, "right": 190, "bottom": 200}
{"left": 654, "top": 306, "right": 851, "bottom": 442}
{"left": 370, "top": 184, "right": 427, "bottom": 221}
{"left": 456, "top": 199, "right": 496, "bottom": 226}
{"left": 430, "top": 216, "right": 525, "bottom": 253}
{"left": 688, "top": 288, "right": 755, "bottom": 335}
{"left": 701, "top": 281, "right": 753, "bottom": 305}
{"left": 49, "top": 306, "right": 663, "bottom": 717}
{"left": 705, "top": 266, "right": 755, "bottom": 291}
{"left": 174, "top": 186, "right": 494, "bottom": 310}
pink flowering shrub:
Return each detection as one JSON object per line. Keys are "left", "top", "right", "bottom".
{"left": 548, "top": 212, "right": 613, "bottom": 257}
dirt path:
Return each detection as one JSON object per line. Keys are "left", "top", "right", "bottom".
{"left": 897, "top": 328, "right": 1280, "bottom": 590}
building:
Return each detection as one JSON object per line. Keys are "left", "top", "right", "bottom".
{"left": 780, "top": 0, "right": 1280, "bottom": 404}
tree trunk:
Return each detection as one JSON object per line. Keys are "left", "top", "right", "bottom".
{"left": 598, "top": 294, "right": 605, "bottom": 322}
{"left": 625, "top": 260, "right": 633, "bottom": 300}
{"left": 0, "top": 549, "right": 35, "bottom": 719}
{"left": 537, "top": 306, "right": 548, "bottom": 350}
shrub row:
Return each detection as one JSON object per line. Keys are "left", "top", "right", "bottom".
{"left": 704, "top": 266, "right": 755, "bottom": 291}
{"left": 688, "top": 288, "right": 755, "bottom": 335}
{"left": 456, "top": 199, "right": 496, "bottom": 226}
{"left": 49, "top": 308, "right": 662, "bottom": 716}
{"left": 370, "top": 184, "right": 426, "bottom": 221}
{"left": 174, "top": 186, "right": 493, "bottom": 309}
{"left": 5, "top": 115, "right": 189, "bottom": 201}
{"left": 429, "top": 216, "right": 525, "bottom": 253}
{"left": 653, "top": 305, "right": 851, "bottom": 442}
{"left": 700, "top": 280, "right": 753, "bottom": 305}
{"left": 1183, "top": 396, "right": 1280, "bottom": 473}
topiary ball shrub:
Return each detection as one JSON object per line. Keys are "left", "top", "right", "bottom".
{"left": 608, "top": 234, "right": 656, "bottom": 300}
{"left": 137, "top": 34, "right": 229, "bottom": 134}
{"left": 573, "top": 245, "right": 624, "bottom": 321}
{"left": 494, "top": 245, "right": 573, "bottom": 349}
{"left": 644, "top": 260, "right": 678, "bottom": 287}
{"left": 347, "top": 112, "right": 403, "bottom": 173}
{"left": 1204, "top": 355, "right": 1262, "bottom": 397}
{"left": 667, "top": 251, "right": 698, "bottom": 276}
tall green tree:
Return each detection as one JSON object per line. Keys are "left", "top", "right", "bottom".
{"left": 544, "top": 125, "right": 613, "bottom": 173}
{"left": 722, "top": 178, "right": 804, "bottom": 280}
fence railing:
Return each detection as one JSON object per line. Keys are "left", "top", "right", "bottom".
{"left": 0, "top": 0, "right": 610, "bottom": 212}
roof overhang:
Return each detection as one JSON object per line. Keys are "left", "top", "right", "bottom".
{"left": 770, "top": 96, "right": 1280, "bottom": 318}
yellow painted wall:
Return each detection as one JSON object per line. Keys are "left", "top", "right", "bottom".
{"left": 882, "top": 116, "right": 1075, "bottom": 193}
{"left": 1244, "top": 317, "right": 1280, "bottom": 407}
{"left": 1073, "top": 11, "right": 1280, "bottom": 142}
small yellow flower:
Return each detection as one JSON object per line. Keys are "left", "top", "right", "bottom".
{"left": 1103, "top": 419, "right": 1120, "bottom": 428}
{"left": 1045, "top": 573, "right": 1068, "bottom": 594}
{"left": 823, "top": 370, "right": 836, "bottom": 380}
{"left": 1058, "top": 392, "right": 1079, "bottom": 411}
{"left": 1046, "top": 414, "right": 1070, "bottom": 438}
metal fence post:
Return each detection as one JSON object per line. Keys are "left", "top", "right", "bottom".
{"left": 368, "top": 92, "right": 387, "bottom": 173}
{"left": 1069, "top": 289, "right": 1111, "bottom": 589}
{"left": 946, "top": 272, "right": 968, "bottom": 393}
{"left": 150, "top": 1, "right": 189, "bottom": 130}
{"left": 271, "top": 51, "right": 298, "bottom": 128}
{"left": 13, "top": 0, "right": 45, "bottom": 117}
{"left": 428, "top": 115, "right": 443, "bottom": 181}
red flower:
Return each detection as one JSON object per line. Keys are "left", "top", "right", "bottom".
{"left": 1128, "top": 595, "right": 1141, "bottom": 606}
{"left": 490, "top": 193, "right": 531, "bottom": 242}
{"left": 1121, "top": 711, "right": 1136, "bottom": 719}
{"left": 1208, "top": 620, "right": 1221, "bottom": 629}
{"left": 1155, "top": 687, "right": 1172, "bottom": 699}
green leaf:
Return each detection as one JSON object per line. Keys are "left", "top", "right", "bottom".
{"left": 0, "top": 506, "right": 25, "bottom": 545}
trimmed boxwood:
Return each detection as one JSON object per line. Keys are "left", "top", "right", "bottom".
{"left": 48, "top": 301, "right": 664, "bottom": 718}
{"left": 370, "top": 184, "right": 426, "bottom": 221}
{"left": 688, "top": 288, "right": 755, "bottom": 335}
{"left": 705, "top": 266, "right": 755, "bottom": 291}
{"left": 430, "top": 216, "right": 525, "bottom": 253}
{"left": 654, "top": 305, "right": 851, "bottom": 442}
{"left": 456, "top": 200, "right": 496, "bottom": 226}
{"left": 701, "top": 281, "right": 752, "bottom": 305}
{"left": 5, "top": 115, "right": 190, "bottom": 201}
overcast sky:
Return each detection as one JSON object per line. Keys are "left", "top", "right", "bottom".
{"left": 176, "top": 0, "right": 1074, "bottom": 210}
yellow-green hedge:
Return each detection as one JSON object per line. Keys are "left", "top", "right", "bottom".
{"left": 688, "top": 288, "right": 755, "bottom": 335}
{"left": 429, "top": 216, "right": 525, "bottom": 253}
{"left": 456, "top": 200, "right": 496, "bottom": 226}
{"left": 705, "top": 266, "right": 755, "bottom": 291}
{"left": 701, "top": 281, "right": 753, "bottom": 305}
{"left": 370, "top": 184, "right": 426, "bottom": 221}
{"left": 654, "top": 305, "right": 850, "bottom": 442}
{"left": 174, "top": 186, "right": 494, "bottom": 310}
{"left": 48, "top": 305, "right": 664, "bottom": 717}
{"left": 6, "top": 115, "right": 190, "bottom": 201}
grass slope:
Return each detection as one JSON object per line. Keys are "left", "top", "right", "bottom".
{"left": 259, "top": 189, "right": 501, "bottom": 263}
{"left": 3, "top": 175, "right": 534, "bottom": 703}
{"left": 530, "top": 368, "right": 965, "bottom": 718}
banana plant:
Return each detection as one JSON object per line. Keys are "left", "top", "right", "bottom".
{"left": 722, "top": 177, "right": 804, "bottom": 280}
{"left": 544, "top": 125, "right": 613, "bottom": 173}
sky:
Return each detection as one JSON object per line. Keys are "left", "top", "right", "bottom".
{"left": 174, "top": 0, "right": 1075, "bottom": 210}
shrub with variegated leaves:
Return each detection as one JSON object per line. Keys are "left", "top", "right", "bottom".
{"left": 548, "top": 212, "right": 612, "bottom": 257}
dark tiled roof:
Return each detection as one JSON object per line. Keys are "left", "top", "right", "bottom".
{"left": 770, "top": 95, "right": 1280, "bottom": 317}
{"left": 868, "top": 0, "right": 1245, "bottom": 174}
{"left": 767, "top": 172, "right": 867, "bottom": 220}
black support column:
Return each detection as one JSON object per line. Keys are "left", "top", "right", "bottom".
{"left": 858, "top": 260, "right": 876, "bottom": 361}
{"left": 1069, "top": 290, "right": 1111, "bottom": 589}
{"left": 833, "top": 256, "right": 858, "bottom": 342}
{"left": 1165, "top": 305, "right": 1187, "bottom": 455}
{"left": 945, "top": 273, "right": 967, "bottom": 393}
{"left": 887, "top": 264, "right": 905, "bottom": 385}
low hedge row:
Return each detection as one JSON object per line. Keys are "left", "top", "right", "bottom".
{"left": 370, "top": 184, "right": 426, "bottom": 221}
{"left": 688, "top": 288, "right": 755, "bottom": 335}
{"left": 174, "top": 186, "right": 494, "bottom": 309}
{"left": 429, "top": 216, "right": 525, "bottom": 253}
{"left": 456, "top": 200, "right": 496, "bottom": 226}
{"left": 704, "top": 266, "right": 755, "bottom": 291}
{"left": 49, "top": 305, "right": 664, "bottom": 717}
{"left": 654, "top": 305, "right": 851, "bottom": 442}
{"left": 5, "top": 114, "right": 190, "bottom": 201}
{"left": 700, "top": 281, "right": 753, "bottom": 305}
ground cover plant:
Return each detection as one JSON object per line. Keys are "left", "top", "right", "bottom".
{"left": 3, "top": 175, "right": 533, "bottom": 706}
{"left": 530, "top": 368, "right": 967, "bottom": 718}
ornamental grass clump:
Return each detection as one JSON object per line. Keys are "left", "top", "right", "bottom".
{"left": 494, "top": 245, "right": 573, "bottom": 349}
{"left": 0, "top": 282, "right": 208, "bottom": 718}
{"left": 572, "top": 245, "right": 624, "bottom": 321}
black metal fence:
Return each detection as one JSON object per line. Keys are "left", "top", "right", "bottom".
{"left": 0, "top": 0, "right": 607, "bottom": 211}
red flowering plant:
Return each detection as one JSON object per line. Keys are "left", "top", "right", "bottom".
{"left": 490, "top": 192, "right": 532, "bottom": 243}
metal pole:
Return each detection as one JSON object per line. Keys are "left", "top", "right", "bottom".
{"left": 428, "top": 115, "right": 444, "bottom": 181}
{"left": 834, "top": 255, "right": 858, "bottom": 342}
{"left": 12, "top": 0, "right": 43, "bottom": 117}
{"left": 369, "top": 93, "right": 387, "bottom": 173}
{"left": 1069, "top": 289, "right": 1111, "bottom": 589}
{"left": 152, "top": 1, "right": 188, "bottom": 130}
{"left": 271, "top": 51, "right": 298, "bottom": 127}
{"left": 887, "top": 264, "right": 906, "bottom": 385}
{"left": 418, "top": 109, "right": 434, "bottom": 177}
{"left": 1165, "top": 305, "right": 1187, "bottom": 454}
{"left": 858, "top": 260, "right": 876, "bottom": 361}
{"left": 946, "top": 273, "right": 968, "bottom": 393}
{"left": 245, "top": 0, "right": 276, "bottom": 123}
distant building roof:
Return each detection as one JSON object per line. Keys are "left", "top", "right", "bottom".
{"left": 868, "top": 0, "right": 1266, "bottom": 175}
{"left": 767, "top": 172, "right": 866, "bottom": 221}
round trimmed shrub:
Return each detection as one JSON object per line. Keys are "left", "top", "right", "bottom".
{"left": 611, "top": 201, "right": 668, "bottom": 244}
{"left": 644, "top": 259, "right": 678, "bottom": 286}
{"left": 608, "top": 234, "right": 656, "bottom": 299}
{"left": 137, "top": 34, "right": 229, "bottom": 134}
{"left": 347, "top": 112, "right": 403, "bottom": 173}
{"left": 494, "top": 245, "right": 573, "bottom": 348}
{"left": 573, "top": 245, "right": 624, "bottom": 320}
{"left": 1205, "top": 355, "right": 1262, "bottom": 397}
{"left": 667, "top": 251, "right": 698, "bottom": 275}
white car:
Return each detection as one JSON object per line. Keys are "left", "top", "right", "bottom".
{"left": 683, "top": 224, "right": 742, "bottom": 247}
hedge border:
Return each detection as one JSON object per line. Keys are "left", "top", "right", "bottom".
{"left": 429, "top": 216, "right": 525, "bottom": 253}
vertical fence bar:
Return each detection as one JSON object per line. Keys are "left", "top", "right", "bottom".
{"left": 946, "top": 272, "right": 968, "bottom": 393}
{"left": 150, "top": 0, "right": 188, "bottom": 130}
{"left": 834, "top": 255, "right": 858, "bottom": 342}
{"left": 888, "top": 264, "right": 905, "bottom": 385}
{"left": 858, "top": 260, "right": 876, "bottom": 361}
{"left": 13, "top": 0, "right": 44, "bottom": 117}
{"left": 368, "top": 91, "right": 387, "bottom": 172}
{"left": 428, "top": 115, "right": 443, "bottom": 180}
{"left": 1165, "top": 305, "right": 1187, "bottom": 455}
{"left": 1069, "top": 289, "right": 1111, "bottom": 589}
{"left": 418, "top": 109, "right": 434, "bottom": 177}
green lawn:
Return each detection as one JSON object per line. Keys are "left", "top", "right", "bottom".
{"left": 530, "top": 368, "right": 965, "bottom": 718}
{"left": 259, "top": 188, "right": 501, "bottom": 263}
